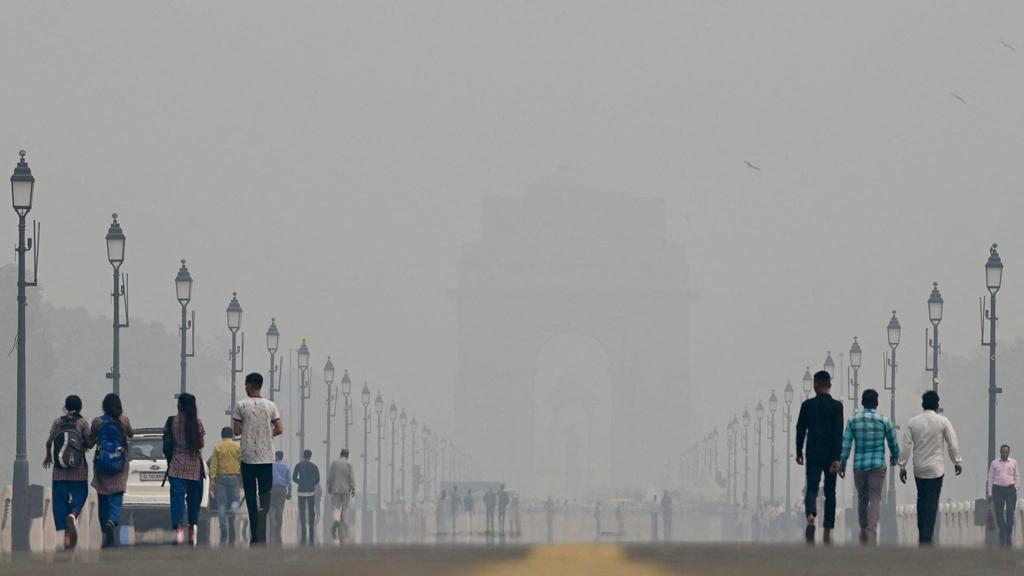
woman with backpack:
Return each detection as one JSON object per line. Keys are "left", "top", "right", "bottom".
{"left": 166, "top": 392, "right": 206, "bottom": 546}
{"left": 44, "top": 394, "right": 93, "bottom": 550}
{"left": 91, "top": 393, "right": 134, "bottom": 548}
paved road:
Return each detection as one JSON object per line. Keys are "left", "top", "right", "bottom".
{"left": 2, "top": 544, "right": 1022, "bottom": 576}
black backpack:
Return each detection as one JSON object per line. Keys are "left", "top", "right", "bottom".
{"left": 162, "top": 415, "right": 175, "bottom": 465}
{"left": 53, "top": 414, "right": 85, "bottom": 470}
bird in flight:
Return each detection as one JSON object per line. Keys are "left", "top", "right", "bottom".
{"left": 744, "top": 160, "right": 761, "bottom": 171}
{"left": 1001, "top": 40, "right": 1015, "bottom": 51}
{"left": 950, "top": 92, "right": 967, "bottom": 104}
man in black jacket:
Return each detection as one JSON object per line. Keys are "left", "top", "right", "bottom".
{"left": 292, "top": 449, "right": 320, "bottom": 546}
{"left": 796, "top": 370, "right": 844, "bottom": 545}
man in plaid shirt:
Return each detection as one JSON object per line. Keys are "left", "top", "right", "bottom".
{"left": 834, "top": 389, "right": 899, "bottom": 544}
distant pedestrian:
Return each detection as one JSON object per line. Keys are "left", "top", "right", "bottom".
{"left": 270, "top": 451, "right": 291, "bottom": 544}
{"left": 327, "top": 448, "right": 356, "bottom": 543}
{"left": 210, "top": 426, "right": 241, "bottom": 546}
{"left": 165, "top": 393, "right": 206, "bottom": 546}
{"left": 233, "top": 372, "right": 284, "bottom": 545}
{"left": 293, "top": 449, "right": 320, "bottom": 545}
{"left": 451, "top": 486, "right": 461, "bottom": 539}
{"left": 836, "top": 389, "right": 899, "bottom": 545}
{"left": 484, "top": 488, "right": 497, "bottom": 535}
{"left": 989, "top": 444, "right": 1019, "bottom": 546}
{"left": 44, "top": 395, "right": 93, "bottom": 550}
{"left": 436, "top": 490, "right": 448, "bottom": 539}
{"left": 463, "top": 489, "right": 474, "bottom": 536}
{"left": 91, "top": 393, "right": 134, "bottom": 548}
{"left": 498, "top": 485, "right": 510, "bottom": 535}
{"left": 796, "top": 370, "right": 843, "bottom": 545}
{"left": 898, "top": 391, "right": 962, "bottom": 545}
{"left": 661, "top": 490, "right": 674, "bottom": 541}
{"left": 650, "top": 495, "right": 659, "bottom": 542}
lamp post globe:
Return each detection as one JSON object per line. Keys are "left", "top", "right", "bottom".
{"left": 784, "top": 380, "right": 793, "bottom": 406}
{"left": 987, "top": 244, "right": 1003, "bottom": 293}
{"left": 105, "top": 214, "right": 125, "bottom": 269}
{"left": 928, "top": 282, "right": 944, "bottom": 324}
{"left": 324, "top": 356, "right": 335, "bottom": 385}
{"left": 266, "top": 318, "right": 280, "bottom": 353}
{"left": 849, "top": 337, "right": 862, "bottom": 369}
{"left": 175, "top": 260, "right": 193, "bottom": 305}
{"left": 297, "top": 339, "right": 310, "bottom": 370}
{"left": 362, "top": 383, "right": 371, "bottom": 407}
{"left": 823, "top": 351, "right": 835, "bottom": 378}
{"left": 10, "top": 150, "right": 33, "bottom": 215}
{"left": 802, "top": 367, "right": 813, "bottom": 398}
{"left": 887, "top": 311, "right": 901, "bottom": 349}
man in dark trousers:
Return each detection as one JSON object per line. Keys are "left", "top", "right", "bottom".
{"left": 796, "top": 370, "right": 844, "bottom": 545}
{"left": 484, "top": 488, "right": 497, "bottom": 536}
{"left": 292, "top": 449, "right": 320, "bottom": 546}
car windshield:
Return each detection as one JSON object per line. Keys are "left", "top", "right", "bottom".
{"left": 128, "top": 438, "right": 164, "bottom": 462}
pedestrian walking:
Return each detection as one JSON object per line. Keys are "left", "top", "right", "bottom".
{"left": 270, "top": 451, "right": 292, "bottom": 544}
{"left": 436, "top": 490, "right": 448, "bottom": 539}
{"left": 232, "top": 372, "right": 284, "bottom": 545}
{"left": 795, "top": 370, "right": 843, "bottom": 545}
{"left": 463, "top": 489, "right": 474, "bottom": 537}
{"left": 498, "top": 485, "right": 510, "bottom": 536}
{"left": 210, "top": 426, "right": 241, "bottom": 546}
{"left": 661, "top": 490, "right": 674, "bottom": 541}
{"left": 450, "top": 486, "right": 461, "bottom": 540}
{"left": 484, "top": 488, "right": 497, "bottom": 535}
{"left": 649, "top": 495, "right": 659, "bottom": 542}
{"left": 91, "top": 393, "right": 133, "bottom": 548}
{"left": 836, "top": 389, "right": 899, "bottom": 545}
{"left": 44, "top": 395, "right": 93, "bottom": 550}
{"left": 293, "top": 449, "right": 320, "bottom": 545}
{"left": 165, "top": 393, "right": 206, "bottom": 547}
{"left": 988, "top": 444, "right": 1019, "bottom": 546}
{"left": 327, "top": 448, "right": 356, "bottom": 544}
{"left": 898, "top": 391, "right": 962, "bottom": 545}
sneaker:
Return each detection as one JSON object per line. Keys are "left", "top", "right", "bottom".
{"left": 102, "top": 520, "right": 117, "bottom": 549}
{"left": 65, "top": 514, "right": 78, "bottom": 550}
{"left": 823, "top": 529, "right": 833, "bottom": 546}
{"left": 173, "top": 526, "right": 185, "bottom": 546}
{"left": 805, "top": 524, "right": 815, "bottom": 544}
{"left": 189, "top": 524, "right": 198, "bottom": 547}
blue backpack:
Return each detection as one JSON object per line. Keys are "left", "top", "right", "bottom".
{"left": 94, "top": 415, "right": 126, "bottom": 475}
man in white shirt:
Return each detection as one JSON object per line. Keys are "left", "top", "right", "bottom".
{"left": 327, "top": 449, "right": 356, "bottom": 543}
{"left": 232, "top": 372, "right": 284, "bottom": 545}
{"left": 897, "top": 391, "right": 962, "bottom": 545}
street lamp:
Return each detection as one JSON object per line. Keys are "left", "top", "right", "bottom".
{"left": 742, "top": 409, "right": 750, "bottom": 509}
{"left": 297, "top": 339, "right": 310, "bottom": 455}
{"left": 389, "top": 401, "right": 398, "bottom": 504}
{"left": 175, "top": 260, "right": 195, "bottom": 396}
{"left": 848, "top": 337, "right": 862, "bottom": 406}
{"left": 375, "top": 393, "right": 384, "bottom": 514}
{"left": 410, "top": 417, "right": 418, "bottom": 502}
{"left": 422, "top": 423, "right": 430, "bottom": 502}
{"left": 105, "top": 213, "right": 129, "bottom": 396}
{"left": 783, "top": 380, "right": 794, "bottom": 512}
{"left": 923, "top": 282, "right": 943, "bottom": 400}
{"left": 225, "top": 293, "right": 245, "bottom": 425}
{"left": 341, "top": 369, "right": 352, "bottom": 451}
{"left": 881, "top": 310, "right": 901, "bottom": 543}
{"left": 400, "top": 409, "right": 408, "bottom": 503}
{"left": 755, "top": 401, "right": 764, "bottom": 507}
{"left": 324, "top": 357, "right": 337, "bottom": 472}
{"left": 802, "top": 367, "right": 812, "bottom": 399}
{"left": 361, "top": 382, "right": 372, "bottom": 543}
{"left": 266, "top": 318, "right": 281, "bottom": 403}
{"left": 768, "top": 391, "right": 777, "bottom": 505}
{"left": 10, "top": 150, "right": 39, "bottom": 552}
{"left": 982, "top": 245, "right": 1003, "bottom": 503}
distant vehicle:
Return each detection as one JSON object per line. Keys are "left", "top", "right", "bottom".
{"left": 122, "top": 427, "right": 211, "bottom": 543}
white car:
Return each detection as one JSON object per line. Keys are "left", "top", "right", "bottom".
{"left": 122, "top": 427, "right": 211, "bottom": 543}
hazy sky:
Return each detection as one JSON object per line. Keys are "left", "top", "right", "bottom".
{"left": 3, "top": 1, "right": 1024, "bottom": 477}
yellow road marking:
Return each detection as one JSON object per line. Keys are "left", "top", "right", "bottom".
{"left": 466, "top": 544, "right": 674, "bottom": 576}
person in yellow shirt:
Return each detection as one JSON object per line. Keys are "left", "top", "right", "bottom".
{"left": 210, "top": 426, "right": 241, "bottom": 546}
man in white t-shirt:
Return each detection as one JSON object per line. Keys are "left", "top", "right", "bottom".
{"left": 232, "top": 372, "right": 283, "bottom": 545}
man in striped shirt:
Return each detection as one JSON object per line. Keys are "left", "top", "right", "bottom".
{"left": 835, "top": 389, "right": 899, "bottom": 545}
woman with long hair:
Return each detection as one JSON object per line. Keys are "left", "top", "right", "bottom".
{"left": 166, "top": 392, "right": 206, "bottom": 546}
{"left": 90, "top": 393, "right": 134, "bottom": 548}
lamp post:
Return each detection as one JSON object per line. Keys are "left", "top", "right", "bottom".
{"left": 709, "top": 427, "right": 719, "bottom": 487}
{"left": 10, "top": 150, "right": 38, "bottom": 552}
{"left": 983, "top": 245, "right": 1003, "bottom": 469}
{"left": 768, "top": 391, "right": 777, "bottom": 505}
{"left": 742, "top": 409, "right": 750, "bottom": 509}
{"left": 323, "top": 357, "right": 336, "bottom": 472}
{"left": 175, "top": 260, "right": 195, "bottom": 396}
{"left": 226, "top": 293, "right": 244, "bottom": 426}
{"left": 400, "top": 410, "right": 408, "bottom": 502}
{"left": 726, "top": 418, "right": 736, "bottom": 505}
{"left": 361, "top": 383, "right": 372, "bottom": 542}
{"left": 375, "top": 393, "right": 384, "bottom": 514}
{"left": 266, "top": 319, "right": 281, "bottom": 403}
{"left": 848, "top": 337, "right": 862, "bottom": 406}
{"left": 755, "top": 402, "right": 764, "bottom": 507}
{"left": 422, "top": 424, "right": 430, "bottom": 501}
{"left": 410, "top": 417, "right": 418, "bottom": 502}
{"left": 802, "top": 367, "right": 812, "bottom": 400}
{"left": 881, "top": 310, "right": 901, "bottom": 543}
{"left": 927, "top": 283, "right": 943, "bottom": 395}
{"left": 297, "top": 339, "right": 310, "bottom": 455}
{"left": 341, "top": 370, "right": 352, "bottom": 451}
{"left": 105, "top": 214, "right": 129, "bottom": 396}
{"left": 783, "top": 380, "right": 794, "bottom": 511}
{"left": 389, "top": 401, "right": 398, "bottom": 504}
